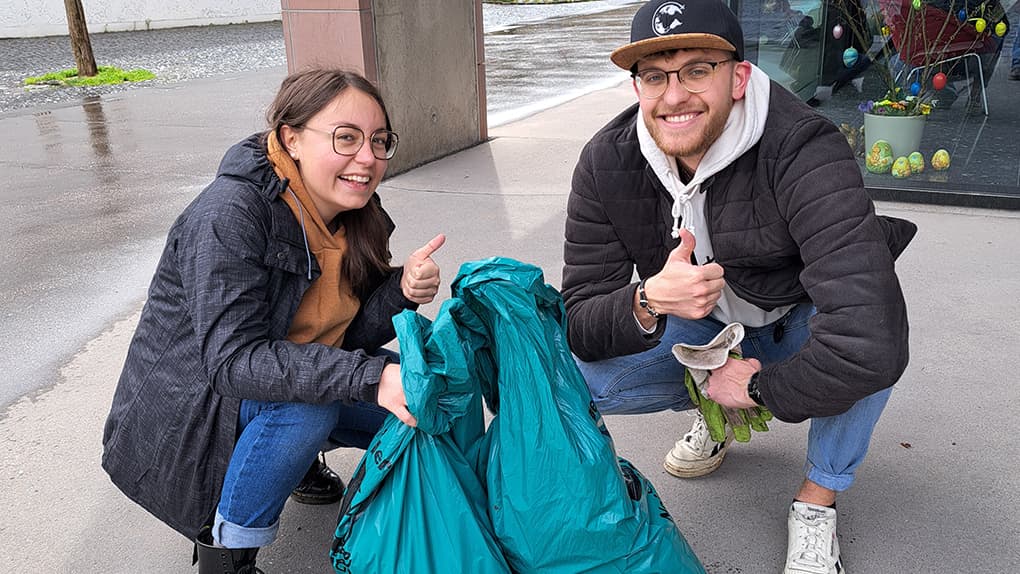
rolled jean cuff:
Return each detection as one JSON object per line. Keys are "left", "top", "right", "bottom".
{"left": 213, "top": 510, "right": 279, "bottom": 549}
{"left": 804, "top": 463, "right": 855, "bottom": 493}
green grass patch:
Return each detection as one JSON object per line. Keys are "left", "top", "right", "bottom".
{"left": 24, "top": 65, "right": 155, "bottom": 87}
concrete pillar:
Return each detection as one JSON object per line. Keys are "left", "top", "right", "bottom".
{"left": 281, "top": 0, "right": 487, "bottom": 174}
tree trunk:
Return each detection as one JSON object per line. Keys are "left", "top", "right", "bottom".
{"left": 63, "top": 0, "right": 98, "bottom": 77}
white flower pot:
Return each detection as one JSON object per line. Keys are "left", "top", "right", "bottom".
{"left": 863, "top": 113, "right": 926, "bottom": 159}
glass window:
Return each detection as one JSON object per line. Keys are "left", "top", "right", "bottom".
{"left": 734, "top": 0, "right": 1020, "bottom": 207}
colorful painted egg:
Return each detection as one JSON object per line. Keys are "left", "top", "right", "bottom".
{"left": 891, "top": 156, "right": 912, "bottom": 178}
{"left": 958, "top": 9, "right": 967, "bottom": 21}
{"left": 908, "top": 151, "right": 925, "bottom": 173}
{"left": 931, "top": 149, "right": 951, "bottom": 170}
{"left": 833, "top": 24, "right": 844, "bottom": 39}
{"left": 975, "top": 18, "right": 986, "bottom": 33}
{"left": 910, "top": 82, "right": 921, "bottom": 96}
{"left": 996, "top": 21, "right": 1007, "bottom": 36}
{"left": 881, "top": 25, "right": 890, "bottom": 36}
{"left": 912, "top": 0, "right": 922, "bottom": 8}
{"left": 842, "top": 47, "right": 859, "bottom": 68}
{"left": 866, "top": 140, "right": 894, "bottom": 174}
{"left": 933, "top": 72, "right": 947, "bottom": 90}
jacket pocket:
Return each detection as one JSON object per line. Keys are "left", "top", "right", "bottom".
{"left": 263, "top": 236, "right": 317, "bottom": 277}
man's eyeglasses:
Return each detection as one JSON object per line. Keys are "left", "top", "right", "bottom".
{"left": 303, "top": 125, "right": 400, "bottom": 160}
{"left": 632, "top": 60, "right": 733, "bottom": 99}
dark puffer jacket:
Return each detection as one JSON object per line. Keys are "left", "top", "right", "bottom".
{"left": 102, "top": 134, "right": 415, "bottom": 539}
{"left": 562, "top": 83, "right": 917, "bottom": 423}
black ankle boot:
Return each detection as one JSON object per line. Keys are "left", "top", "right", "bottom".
{"left": 195, "top": 532, "right": 262, "bottom": 574}
{"left": 290, "top": 452, "right": 343, "bottom": 505}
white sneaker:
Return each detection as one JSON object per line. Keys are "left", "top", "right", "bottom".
{"left": 784, "top": 501, "right": 844, "bottom": 574}
{"left": 663, "top": 411, "right": 732, "bottom": 478}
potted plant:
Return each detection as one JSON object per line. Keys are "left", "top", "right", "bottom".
{"left": 828, "top": 0, "right": 1007, "bottom": 168}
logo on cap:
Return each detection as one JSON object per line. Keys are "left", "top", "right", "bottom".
{"left": 653, "top": 2, "right": 685, "bottom": 36}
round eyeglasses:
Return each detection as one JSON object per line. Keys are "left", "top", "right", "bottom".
{"left": 632, "top": 60, "right": 733, "bottom": 99}
{"left": 303, "top": 125, "right": 400, "bottom": 160}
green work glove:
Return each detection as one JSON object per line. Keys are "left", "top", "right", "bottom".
{"left": 682, "top": 351, "right": 773, "bottom": 443}
{"left": 673, "top": 324, "right": 774, "bottom": 443}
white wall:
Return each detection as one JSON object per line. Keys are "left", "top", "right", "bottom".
{"left": 0, "top": 0, "right": 281, "bottom": 38}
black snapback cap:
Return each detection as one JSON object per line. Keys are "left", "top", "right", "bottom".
{"left": 611, "top": 0, "right": 745, "bottom": 70}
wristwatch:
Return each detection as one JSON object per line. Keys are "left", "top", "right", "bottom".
{"left": 746, "top": 372, "right": 766, "bottom": 406}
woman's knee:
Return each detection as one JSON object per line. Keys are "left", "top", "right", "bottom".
{"left": 245, "top": 400, "right": 342, "bottom": 450}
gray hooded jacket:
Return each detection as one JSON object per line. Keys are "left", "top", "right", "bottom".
{"left": 102, "top": 134, "right": 414, "bottom": 538}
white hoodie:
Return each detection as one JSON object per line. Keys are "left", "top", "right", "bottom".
{"left": 637, "top": 64, "right": 793, "bottom": 327}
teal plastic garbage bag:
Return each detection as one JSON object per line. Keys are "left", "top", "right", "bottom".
{"left": 451, "top": 258, "right": 705, "bottom": 574}
{"left": 331, "top": 257, "right": 704, "bottom": 574}
{"left": 330, "top": 307, "right": 512, "bottom": 574}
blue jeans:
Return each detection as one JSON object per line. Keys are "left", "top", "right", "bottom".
{"left": 212, "top": 354, "right": 393, "bottom": 548}
{"left": 576, "top": 304, "right": 892, "bottom": 493}
{"left": 1012, "top": 23, "right": 1020, "bottom": 70}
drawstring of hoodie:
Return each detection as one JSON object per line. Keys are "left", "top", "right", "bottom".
{"left": 667, "top": 169, "right": 696, "bottom": 239}
{"left": 285, "top": 184, "right": 314, "bottom": 280}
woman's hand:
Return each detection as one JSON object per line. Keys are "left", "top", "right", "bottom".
{"left": 401, "top": 234, "right": 446, "bottom": 304}
{"left": 377, "top": 363, "right": 417, "bottom": 427}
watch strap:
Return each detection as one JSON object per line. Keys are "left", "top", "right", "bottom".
{"left": 747, "top": 372, "right": 765, "bottom": 406}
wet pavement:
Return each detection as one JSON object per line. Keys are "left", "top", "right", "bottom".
{"left": 0, "top": 22, "right": 287, "bottom": 113}
{"left": 0, "top": 76, "right": 280, "bottom": 408}
{"left": 485, "top": 3, "right": 638, "bottom": 125}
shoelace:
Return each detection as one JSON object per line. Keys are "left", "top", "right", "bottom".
{"left": 683, "top": 413, "right": 713, "bottom": 453}
{"left": 790, "top": 514, "right": 831, "bottom": 567}
{"left": 685, "top": 415, "right": 709, "bottom": 438}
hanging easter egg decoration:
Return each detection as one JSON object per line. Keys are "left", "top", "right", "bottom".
{"left": 833, "top": 24, "right": 844, "bottom": 39}
{"left": 974, "top": 18, "right": 986, "bottom": 33}
{"left": 912, "top": 0, "right": 922, "bottom": 10}
{"left": 958, "top": 9, "right": 967, "bottom": 21}
{"left": 881, "top": 25, "right": 890, "bottom": 36}
{"left": 842, "top": 47, "right": 859, "bottom": 67}
{"left": 910, "top": 82, "right": 921, "bottom": 96}
{"left": 995, "top": 21, "right": 1007, "bottom": 36}
{"left": 933, "top": 72, "right": 947, "bottom": 90}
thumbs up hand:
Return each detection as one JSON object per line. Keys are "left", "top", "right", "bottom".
{"left": 401, "top": 233, "right": 445, "bottom": 305}
{"left": 639, "top": 229, "right": 725, "bottom": 320}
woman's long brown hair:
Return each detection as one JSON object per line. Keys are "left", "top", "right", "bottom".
{"left": 265, "top": 69, "right": 395, "bottom": 298}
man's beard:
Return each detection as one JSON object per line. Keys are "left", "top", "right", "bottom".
{"left": 647, "top": 101, "right": 731, "bottom": 159}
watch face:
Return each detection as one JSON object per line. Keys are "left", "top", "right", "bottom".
{"left": 747, "top": 374, "right": 764, "bottom": 405}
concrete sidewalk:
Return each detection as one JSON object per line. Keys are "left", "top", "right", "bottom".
{"left": 1, "top": 71, "right": 1018, "bottom": 573}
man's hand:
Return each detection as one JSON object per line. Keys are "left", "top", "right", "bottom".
{"left": 641, "top": 229, "right": 725, "bottom": 320}
{"left": 401, "top": 234, "right": 445, "bottom": 304}
{"left": 377, "top": 363, "right": 417, "bottom": 427}
{"left": 705, "top": 356, "right": 762, "bottom": 409}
